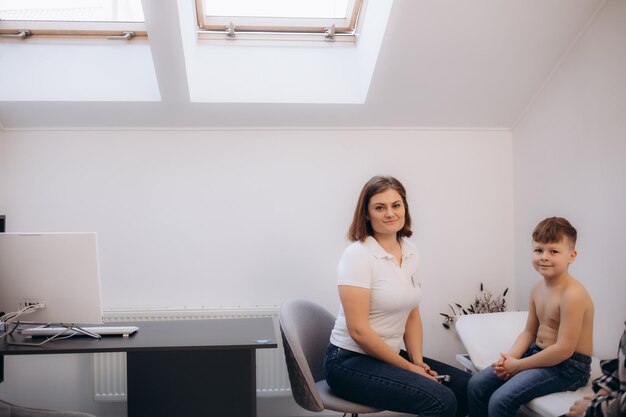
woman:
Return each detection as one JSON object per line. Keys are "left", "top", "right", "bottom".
{"left": 324, "top": 175, "right": 469, "bottom": 417}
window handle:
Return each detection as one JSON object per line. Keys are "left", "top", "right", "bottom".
{"left": 0, "top": 30, "right": 31, "bottom": 39}
{"left": 324, "top": 25, "right": 336, "bottom": 41}
{"left": 107, "top": 31, "right": 135, "bottom": 41}
{"left": 225, "top": 22, "right": 236, "bottom": 39}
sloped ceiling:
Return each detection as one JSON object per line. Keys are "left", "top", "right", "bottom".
{"left": 0, "top": 0, "right": 605, "bottom": 129}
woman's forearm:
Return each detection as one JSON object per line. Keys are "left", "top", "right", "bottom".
{"left": 403, "top": 308, "right": 424, "bottom": 365}
{"left": 350, "top": 325, "right": 416, "bottom": 370}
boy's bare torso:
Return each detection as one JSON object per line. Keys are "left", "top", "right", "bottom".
{"left": 532, "top": 276, "right": 594, "bottom": 356}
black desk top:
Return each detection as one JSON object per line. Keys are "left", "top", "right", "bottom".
{"left": 0, "top": 318, "right": 277, "bottom": 355}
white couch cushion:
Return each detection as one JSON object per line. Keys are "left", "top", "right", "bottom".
{"left": 456, "top": 311, "right": 599, "bottom": 417}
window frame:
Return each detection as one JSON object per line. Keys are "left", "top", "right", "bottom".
{"left": 195, "top": 0, "right": 364, "bottom": 41}
{"left": 0, "top": 0, "right": 146, "bottom": 38}
{"left": 0, "top": 20, "right": 146, "bottom": 38}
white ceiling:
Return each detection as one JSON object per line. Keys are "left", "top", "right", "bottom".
{"left": 0, "top": 0, "right": 606, "bottom": 130}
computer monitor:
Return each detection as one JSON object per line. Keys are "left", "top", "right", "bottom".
{"left": 0, "top": 233, "right": 103, "bottom": 325}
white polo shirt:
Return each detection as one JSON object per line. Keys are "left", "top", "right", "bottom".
{"left": 330, "top": 236, "right": 422, "bottom": 354}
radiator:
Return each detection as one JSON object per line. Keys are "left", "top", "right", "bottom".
{"left": 92, "top": 307, "right": 291, "bottom": 401}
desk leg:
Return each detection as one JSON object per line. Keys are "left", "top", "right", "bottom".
{"left": 127, "top": 349, "right": 256, "bottom": 417}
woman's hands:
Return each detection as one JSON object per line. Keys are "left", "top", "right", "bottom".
{"left": 564, "top": 389, "right": 608, "bottom": 417}
{"left": 564, "top": 394, "right": 593, "bottom": 417}
{"left": 410, "top": 360, "right": 439, "bottom": 382}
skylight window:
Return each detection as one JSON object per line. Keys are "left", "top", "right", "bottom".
{"left": 204, "top": 1, "right": 349, "bottom": 19}
{"left": 0, "top": 0, "right": 145, "bottom": 38}
{"left": 196, "top": 0, "right": 364, "bottom": 41}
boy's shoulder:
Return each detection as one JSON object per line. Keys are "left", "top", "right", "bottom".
{"left": 530, "top": 276, "right": 592, "bottom": 304}
{"left": 562, "top": 276, "right": 592, "bottom": 303}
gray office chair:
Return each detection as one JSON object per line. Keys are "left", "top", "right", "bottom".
{"left": 0, "top": 399, "right": 97, "bottom": 417}
{"left": 279, "top": 299, "right": 382, "bottom": 417}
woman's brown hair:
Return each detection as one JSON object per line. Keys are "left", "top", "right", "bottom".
{"left": 348, "top": 176, "right": 413, "bottom": 242}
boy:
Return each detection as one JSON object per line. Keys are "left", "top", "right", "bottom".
{"left": 468, "top": 217, "right": 594, "bottom": 417}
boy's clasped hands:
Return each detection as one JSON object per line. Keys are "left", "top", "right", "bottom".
{"left": 493, "top": 353, "right": 522, "bottom": 380}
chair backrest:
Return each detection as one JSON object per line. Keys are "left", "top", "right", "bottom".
{"left": 278, "top": 299, "right": 336, "bottom": 412}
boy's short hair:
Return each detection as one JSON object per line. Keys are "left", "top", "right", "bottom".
{"left": 532, "top": 217, "right": 577, "bottom": 248}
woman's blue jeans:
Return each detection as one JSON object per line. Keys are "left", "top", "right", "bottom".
{"left": 467, "top": 343, "right": 591, "bottom": 417}
{"left": 324, "top": 343, "right": 470, "bottom": 417}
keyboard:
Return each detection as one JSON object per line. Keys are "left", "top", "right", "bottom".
{"left": 21, "top": 325, "right": 139, "bottom": 337}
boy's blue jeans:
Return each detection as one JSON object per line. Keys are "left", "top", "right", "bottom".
{"left": 467, "top": 343, "right": 591, "bottom": 417}
{"left": 324, "top": 343, "right": 470, "bottom": 417}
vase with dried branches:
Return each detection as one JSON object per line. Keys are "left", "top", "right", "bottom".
{"left": 440, "top": 283, "right": 508, "bottom": 329}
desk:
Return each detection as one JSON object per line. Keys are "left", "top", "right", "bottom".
{"left": 0, "top": 318, "right": 277, "bottom": 417}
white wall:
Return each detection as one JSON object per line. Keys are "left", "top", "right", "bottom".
{"left": 0, "top": 38, "right": 158, "bottom": 102}
{"left": 513, "top": 0, "right": 626, "bottom": 360}
{"left": 0, "top": 128, "right": 514, "bottom": 416}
